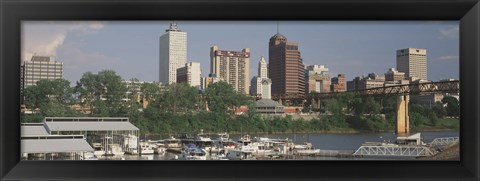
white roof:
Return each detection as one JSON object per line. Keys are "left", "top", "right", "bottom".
{"left": 45, "top": 121, "right": 139, "bottom": 132}
{"left": 21, "top": 139, "right": 93, "bottom": 153}
{"left": 21, "top": 125, "right": 49, "bottom": 136}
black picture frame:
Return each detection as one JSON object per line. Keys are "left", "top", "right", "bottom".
{"left": 1, "top": 0, "right": 479, "bottom": 180}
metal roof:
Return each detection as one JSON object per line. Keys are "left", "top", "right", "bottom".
{"left": 45, "top": 121, "right": 139, "bottom": 132}
{"left": 21, "top": 139, "right": 93, "bottom": 153}
{"left": 21, "top": 125, "right": 49, "bottom": 136}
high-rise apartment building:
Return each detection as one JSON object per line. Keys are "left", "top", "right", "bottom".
{"left": 159, "top": 22, "right": 187, "bottom": 84}
{"left": 268, "top": 33, "right": 305, "bottom": 95}
{"left": 210, "top": 45, "right": 250, "bottom": 94}
{"left": 177, "top": 62, "right": 201, "bottom": 89}
{"left": 22, "top": 55, "right": 63, "bottom": 88}
{"left": 396, "top": 48, "right": 427, "bottom": 81}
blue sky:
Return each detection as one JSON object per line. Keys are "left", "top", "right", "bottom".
{"left": 22, "top": 21, "right": 459, "bottom": 85}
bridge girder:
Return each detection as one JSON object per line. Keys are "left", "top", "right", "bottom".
{"left": 271, "top": 80, "right": 460, "bottom": 101}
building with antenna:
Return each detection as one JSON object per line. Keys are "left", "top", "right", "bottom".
{"left": 268, "top": 31, "right": 305, "bottom": 95}
{"left": 159, "top": 22, "right": 187, "bottom": 85}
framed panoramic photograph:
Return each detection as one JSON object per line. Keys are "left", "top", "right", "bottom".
{"left": 1, "top": 0, "right": 479, "bottom": 181}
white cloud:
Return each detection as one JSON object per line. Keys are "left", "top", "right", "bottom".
{"left": 22, "top": 21, "right": 105, "bottom": 61}
{"left": 439, "top": 26, "right": 459, "bottom": 39}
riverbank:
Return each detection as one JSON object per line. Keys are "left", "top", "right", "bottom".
{"left": 141, "top": 127, "right": 458, "bottom": 137}
{"left": 417, "top": 142, "right": 460, "bottom": 160}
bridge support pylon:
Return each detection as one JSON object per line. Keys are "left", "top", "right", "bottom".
{"left": 396, "top": 95, "right": 410, "bottom": 135}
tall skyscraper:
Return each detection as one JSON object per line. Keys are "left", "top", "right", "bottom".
{"left": 396, "top": 48, "right": 427, "bottom": 81}
{"left": 268, "top": 33, "right": 305, "bottom": 95}
{"left": 177, "top": 62, "right": 201, "bottom": 89}
{"left": 210, "top": 45, "right": 250, "bottom": 94}
{"left": 159, "top": 22, "right": 187, "bottom": 84}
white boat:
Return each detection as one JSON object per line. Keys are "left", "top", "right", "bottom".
{"left": 147, "top": 140, "right": 166, "bottom": 155}
{"left": 226, "top": 148, "right": 257, "bottom": 160}
{"left": 164, "top": 136, "right": 183, "bottom": 153}
{"left": 123, "top": 134, "right": 139, "bottom": 155}
{"left": 108, "top": 144, "right": 125, "bottom": 156}
{"left": 139, "top": 142, "right": 155, "bottom": 155}
{"left": 182, "top": 146, "right": 207, "bottom": 160}
{"left": 237, "top": 134, "right": 252, "bottom": 146}
{"left": 195, "top": 130, "right": 218, "bottom": 154}
{"left": 294, "top": 142, "right": 320, "bottom": 155}
{"left": 81, "top": 152, "right": 97, "bottom": 160}
{"left": 91, "top": 143, "right": 105, "bottom": 156}
{"left": 213, "top": 133, "right": 237, "bottom": 150}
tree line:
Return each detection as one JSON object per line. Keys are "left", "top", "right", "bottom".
{"left": 22, "top": 70, "right": 460, "bottom": 134}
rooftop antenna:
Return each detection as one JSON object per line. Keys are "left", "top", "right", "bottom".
{"left": 276, "top": 22, "right": 279, "bottom": 34}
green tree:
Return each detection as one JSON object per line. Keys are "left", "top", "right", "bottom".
{"left": 157, "top": 83, "right": 199, "bottom": 113}
{"left": 23, "top": 79, "right": 76, "bottom": 118}
{"left": 140, "top": 82, "right": 162, "bottom": 104}
{"left": 74, "top": 70, "right": 127, "bottom": 116}
{"left": 442, "top": 96, "right": 460, "bottom": 118}
{"left": 205, "top": 81, "right": 249, "bottom": 115}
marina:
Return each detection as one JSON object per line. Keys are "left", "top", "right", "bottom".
{"left": 20, "top": 118, "right": 459, "bottom": 161}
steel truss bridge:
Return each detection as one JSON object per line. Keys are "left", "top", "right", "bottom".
{"left": 270, "top": 80, "right": 460, "bottom": 100}
{"left": 353, "top": 145, "right": 435, "bottom": 157}
{"left": 428, "top": 137, "right": 459, "bottom": 147}
{"left": 352, "top": 137, "right": 459, "bottom": 157}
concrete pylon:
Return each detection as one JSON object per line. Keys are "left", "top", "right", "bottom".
{"left": 396, "top": 95, "right": 410, "bottom": 135}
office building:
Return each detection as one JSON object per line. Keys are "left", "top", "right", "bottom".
{"left": 210, "top": 45, "right": 250, "bottom": 94}
{"left": 159, "top": 22, "right": 187, "bottom": 84}
{"left": 22, "top": 55, "right": 63, "bottom": 88}
{"left": 331, "top": 74, "right": 346, "bottom": 92}
{"left": 347, "top": 73, "right": 385, "bottom": 91}
{"left": 251, "top": 57, "right": 272, "bottom": 99}
{"left": 396, "top": 48, "right": 427, "bottom": 81}
{"left": 177, "top": 62, "right": 201, "bottom": 89}
{"left": 200, "top": 73, "right": 224, "bottom": 91}
{"left": 269, "top": 33, "right": 305, "bottom": 95}
{"left": 305, "top": 65, "right": 330, "bottom": 94}
{"left": 385, "top": 68, "right": 406, "bottom": 82}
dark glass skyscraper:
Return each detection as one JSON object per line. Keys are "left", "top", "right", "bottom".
{"left": 268, "top": 33, "right": 305, "bottom": 95}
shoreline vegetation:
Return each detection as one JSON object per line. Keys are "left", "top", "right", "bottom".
{"left": 20, "top": 70, "right": 460, "bottom": 136}
{"left": 141, "top": 126, "right": 459, "bottom": 137}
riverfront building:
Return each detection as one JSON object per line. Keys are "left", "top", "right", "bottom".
{"left": 159, "top": 22, "right": 187, "bottom": 84}
{"left": 255, "top": 99, "right": 285, "bottom": 114}
{"left": 305, "top": 65, "right": 330, "bottom": 94}
{"left": 210, "top": 45, "right": 250, "bottom": 94}
{"left": 177, "top": 62, "right": 201, "bottom": 89}
{"left": 396, "top": 48, "right": 427, "bottom": 81}
{"left": 268, "top": 33, "right": 305, "bottom": 95}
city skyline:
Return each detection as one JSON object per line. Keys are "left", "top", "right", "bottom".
{"left": 22, "top": 21, "right": 459, "bottom": 85}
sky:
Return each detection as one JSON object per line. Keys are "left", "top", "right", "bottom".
{"left": 22, "top": 21, "right": 459, "bottom": 86}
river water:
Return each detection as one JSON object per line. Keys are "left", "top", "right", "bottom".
{"left": 104, "top": 131, "right": 459, "bottom": 161}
